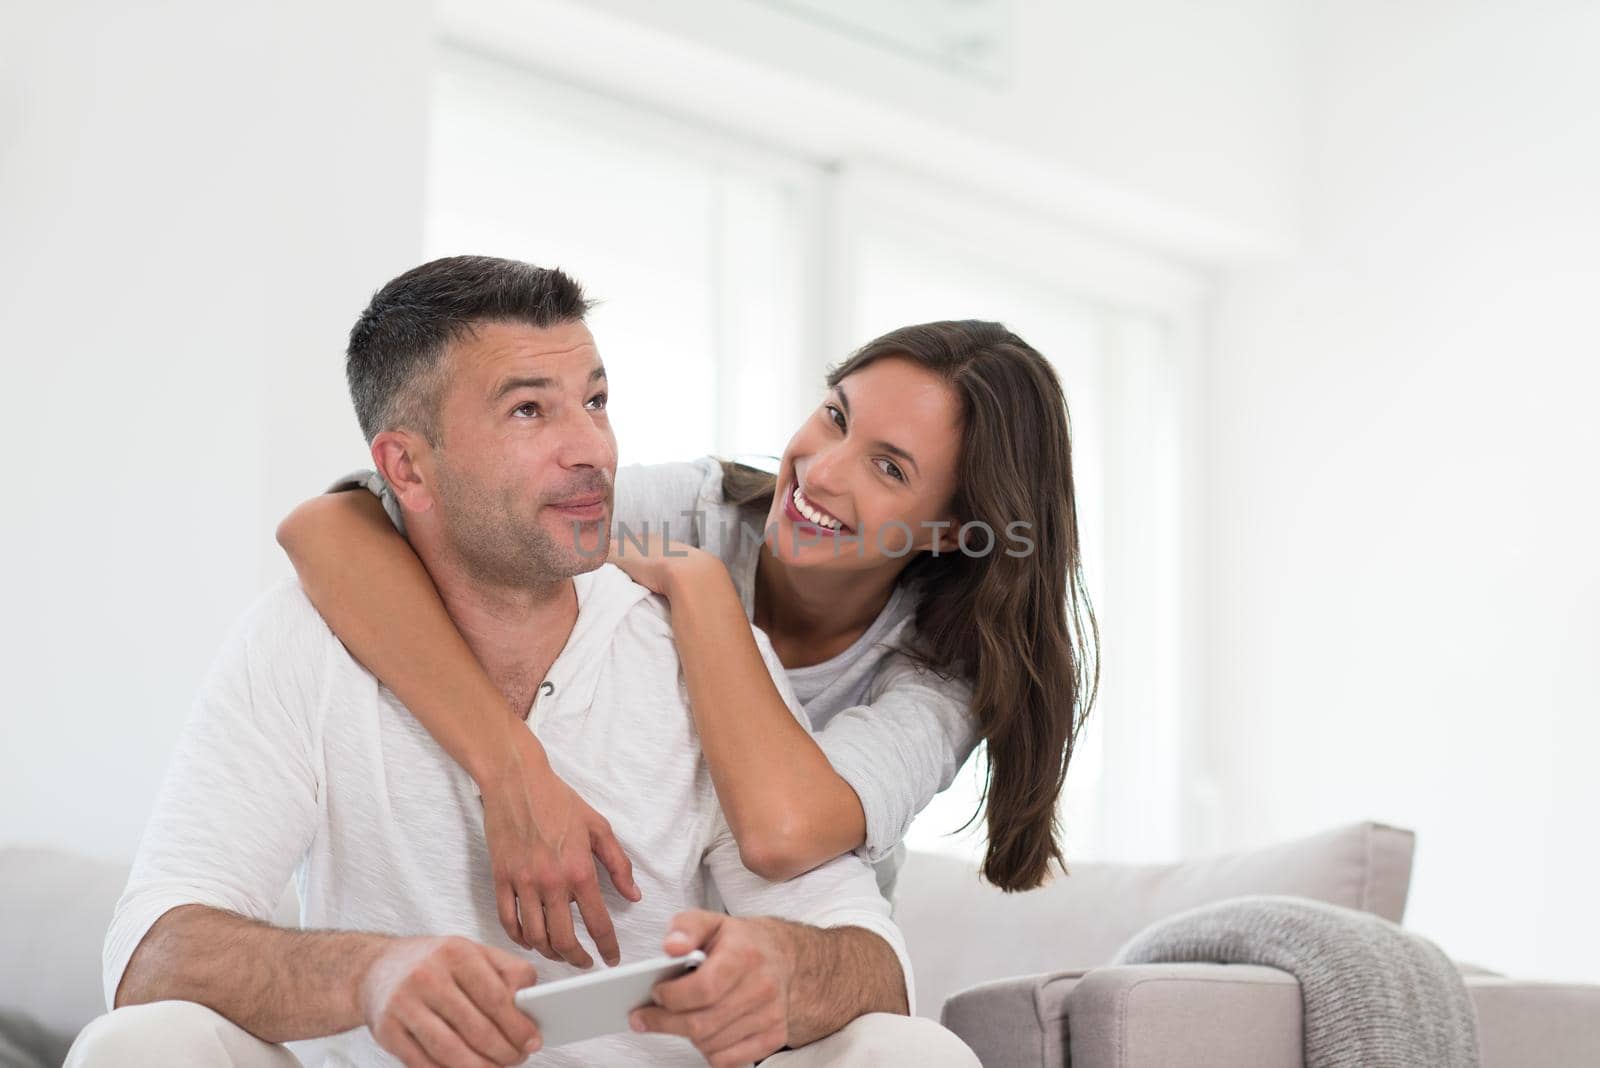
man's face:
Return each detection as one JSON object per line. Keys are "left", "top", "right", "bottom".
{"left": 424, "top": 319, "right": 616, "bottom": 587}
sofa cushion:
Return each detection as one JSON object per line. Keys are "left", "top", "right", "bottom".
{"left": 0, "top": 1006, "right": 70, "bottom": 1068}
{"left": 0, "top": 847, "right": 129, "bottom": 1049}
{"left": 0, "top": 845, "right": 300, "bottom": 1054}
{"left": 895, "top": 820, "right": 1414, "bottom": 1017}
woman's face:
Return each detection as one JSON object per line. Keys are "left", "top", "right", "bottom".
{"left": 763, "top": 356, "right": 964, "bottom": 571}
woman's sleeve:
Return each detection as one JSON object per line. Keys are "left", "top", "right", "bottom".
{"left": 612, "top": 456, "right": 724, "bottom": 549}
{"left": 326, "top": 469, "right": 406, "bottom": 535}
{"left": 812, "top": 655, "right": 980, "bottom": 864}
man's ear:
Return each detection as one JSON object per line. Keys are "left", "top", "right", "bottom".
{"left": 371, "top": 429, "right": 436, "bottom": 517}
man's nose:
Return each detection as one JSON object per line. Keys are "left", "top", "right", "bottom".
{"left": 556, "top": 404, "right": 617, "bottom": 471}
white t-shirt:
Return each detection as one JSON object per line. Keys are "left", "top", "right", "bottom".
{"left": 103, "top": 566, "right": 912, "bottom": 1067}
{"left": 338, "top": 457, "right": 980, "bottom": 900}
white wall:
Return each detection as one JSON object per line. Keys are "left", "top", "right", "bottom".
{"left": 445, "top": 0, "right": 1306, "bottom": 260}
{"left": 0, "top": 0, "right": 430, "bottom": 861}
{"left": 1208, "top": 2, "right": 1600, "bottom": 982}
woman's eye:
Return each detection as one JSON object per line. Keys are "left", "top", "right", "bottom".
{"left": 876, "top": 458, "right": 906, "bottom": 483}
{"left": 824, "top": 403, "right": 846, "bottom": 431}
{"left": 585, "top": 393, "right": 608, "bottom": 411}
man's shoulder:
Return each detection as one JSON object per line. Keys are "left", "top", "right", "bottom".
{"left": 605, "top": 578, "right": 806, "bottom": 728}
{"left": 227, "top": 577, "right": 341, "bottom": 662}
{"left": 611, "top": 580, "right": 777, "bottom": 661}
{"left": 626, "top": 587, "right": 674, "bottom": 630}
{"left": 190, "top": 580, "right": 346, "bottom": 731}
{"left": 610, "top": 587, "right": 681, "bottom": 669}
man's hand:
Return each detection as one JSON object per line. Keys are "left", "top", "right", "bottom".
{"left": 478, "top": 726, "right": 642, "bottom": 968}
{"left": 359, "top": 935, "right": 543, "bottom": 1068}
{"left": 629, "top": 910, "right": 793, "bottom": 1068}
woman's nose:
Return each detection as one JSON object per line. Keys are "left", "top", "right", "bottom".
{"left": 805, "top": 445, "right": 848, "bottom": 497}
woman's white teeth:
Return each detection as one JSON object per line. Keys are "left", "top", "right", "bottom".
{"left": 792, "top": 486, "right": 843, "bottom": 530}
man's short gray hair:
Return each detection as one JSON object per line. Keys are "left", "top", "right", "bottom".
{"left": 345, "top": 255, "right": 594, "bottom": 444}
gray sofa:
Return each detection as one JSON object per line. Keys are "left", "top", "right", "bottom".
{"left": 898, "top": 820, "right": 1599, "bottom": 1066}
{"left": 3, "top": 820, "right": 1596, "bottom": 1066}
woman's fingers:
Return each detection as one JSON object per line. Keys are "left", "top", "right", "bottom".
{"left": 569, "top": 863, "right": 622, "bottom": 967}
{"left": 481, "top": 754, "right": 638, "bottom": 966}
{"left": 589, "top": 818, "right": 641, "bottom": 902}
{"left": 480, "top": 788, "right": 543, "bottom": 953}
{"left": 493, "top": 878, "right": 526, "bottom": 951}
{"left": 538, "top": 876, "right": 595, "bottom": 969}
{"left": 516, "top": 886, "right": 558, "bottom": 964}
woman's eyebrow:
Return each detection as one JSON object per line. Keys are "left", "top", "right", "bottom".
{"left": 834, "top": 383, "right": 920, "bottom": 477}
{"left": 877, "top": 439, "right": 921, "bottom": 477}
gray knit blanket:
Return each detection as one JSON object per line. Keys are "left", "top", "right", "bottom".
{"left": 1109, "top": 894, "right": 1481, "bottom": 1068}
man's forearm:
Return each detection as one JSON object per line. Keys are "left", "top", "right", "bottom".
{"left": 116, "top": 903, "right": 391, "bottom": 1044}
{"left": 766, "top": 919, "right": 908, "bottom": 1047}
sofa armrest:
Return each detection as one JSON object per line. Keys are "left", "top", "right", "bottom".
{"left": 1065, "top": 963, "right": 1303, "bottom": 1068}
{"left": 1468, "top": 975, "right": 1600, "bottom": 1067}
{"left": 940, "top": 970, "right": 1088, "bottom": 1068}
{"left": 941, "top": 965, "right": 1306, "bottom": 1068}
{"left": 959, "top": 963, "right": 1600, "bottom": 1068}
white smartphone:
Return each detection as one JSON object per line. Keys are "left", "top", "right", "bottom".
{"left": 513, "top": 950, "right": 707, "bottom": 1049}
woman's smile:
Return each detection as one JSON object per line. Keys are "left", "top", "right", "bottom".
{"left": 783, "top": 481, "right": 853, "bottom": 535}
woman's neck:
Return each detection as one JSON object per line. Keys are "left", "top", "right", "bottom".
{"left": 753, "top": 546, "right": 906, "bottom": 668}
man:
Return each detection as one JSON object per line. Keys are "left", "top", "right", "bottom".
{"left": 67, "top": 257, "right": 978, "bottom": 1067}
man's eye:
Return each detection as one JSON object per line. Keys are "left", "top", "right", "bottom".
{"left": 824, "top": 403, "right": 846, "bottom": 431}
{"left": 512, "top": 402, "right": 541, "bottom": 418}
{"left": 586, "top": 393, "right": 609, "bottom": 411}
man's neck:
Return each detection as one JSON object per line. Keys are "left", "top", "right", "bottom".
{"left": 423, "top": 549, "right": 580, "bottom": 719}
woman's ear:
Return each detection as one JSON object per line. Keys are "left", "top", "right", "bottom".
{"left": 934, "top": 516, "right": 964, "bottom": 555}
{"left": 917, "top": 515, "right": 964, "bottom": 555}
{"left": 370, "top": 430, "right": 435, "bottom": 517}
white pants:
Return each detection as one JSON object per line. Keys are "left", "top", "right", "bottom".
{"left": 65, "top": 1001, "right": 980, "bottom": 1068}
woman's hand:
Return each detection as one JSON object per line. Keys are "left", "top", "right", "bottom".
{"left": 608, "top": 534, "right": 716, "bottom": 597}
{"left": 477, "top": 726, "right": 642, "bottom": 969}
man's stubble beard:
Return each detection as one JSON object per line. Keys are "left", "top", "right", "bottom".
{"left": 432, "top": 454, "right": 607, "bottom": 589}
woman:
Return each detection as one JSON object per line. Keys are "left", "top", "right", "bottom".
{"left": 277, "top": 319, "right": 1098, "bottom": 970}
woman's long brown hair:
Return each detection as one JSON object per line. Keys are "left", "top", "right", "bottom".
{"left": 722, "top": 320, "right": 1099, "bottom": 891}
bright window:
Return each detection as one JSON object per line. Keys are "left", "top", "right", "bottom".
{"left": 426, "top": 49, "right": 820, "bottom": 465}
